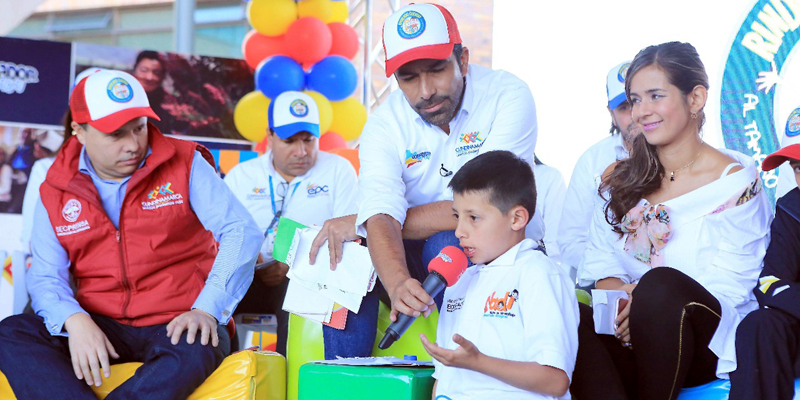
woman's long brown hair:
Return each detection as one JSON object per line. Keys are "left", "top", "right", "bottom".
{"left": 600, "top": 42, "right": 709, "bottom": 234}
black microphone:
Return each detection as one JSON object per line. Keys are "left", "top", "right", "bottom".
{"left": 439, "top": 164, "right": 453, "bottom": 177}
{"left": 378, "top": 246, "right": 468, "bottom": 349}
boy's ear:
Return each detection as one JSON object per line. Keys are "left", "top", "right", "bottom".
{"left": 510, "top": 205, "right": 529, "bottom": 232}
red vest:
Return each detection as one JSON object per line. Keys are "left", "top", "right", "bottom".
{"left": 40, "top": 124, "right": 218, "bottom": 326}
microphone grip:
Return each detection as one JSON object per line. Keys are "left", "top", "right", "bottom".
{"left": 378, "top": 271, "right": 447, "bottom": 350}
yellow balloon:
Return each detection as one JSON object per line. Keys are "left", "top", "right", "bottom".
{"left": 303, "top": 90, "right": 333, "bottom": 134}
{"left": 247, "top": 0, "right": 298, "bottom": 37}
{"left": 234, "top": 91, "right": 271, "bottom": 142}
{"left": 297, "top": 0, "right": 333, "bottom": 23}
{"left": 330, "top": 97, "right": 367, "bottom": 141}
{"left": 329, "top": 1, "right": 349, "bottom": 23}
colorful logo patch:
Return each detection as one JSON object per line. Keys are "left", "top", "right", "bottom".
{"left": 484, "top": 289, "right": 519, "bottom": 318}
{"left": 253, "top": 187, "right": 267, "bottom": 194}
{"left": 618, "top": 62, "right": 631, "bottom": 83}
{"left": 106, "top": 77, "right": 133, "bottom": 103}
{"left": 787, "top": 107, "right": 800, "bottom": 137}
{"left": 307, "top": 183, "right": 330, "bottom": 197}
{"left": 455, "top": 131, "right": 484, "bottom": 157}
{"left": 148, "top": 182, "right": 174, "bottom": 200}
{"left": 62, "top": 199, "right": 82, "bottom": 223}
{"left": 290, "top": 99, "right": 309, "bottom": 117}
{"left": 397, "top": 11, "right": 426, "bottom": 39}
{"left": 405, "top": 150, "right": 431, "bottom": 168}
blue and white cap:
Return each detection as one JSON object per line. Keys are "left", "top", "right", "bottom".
{"left": 607, "top": 61, "right": 631, "bottom": 109}
{"left": 268, "top": 91, "right": 320, "bottom": 139}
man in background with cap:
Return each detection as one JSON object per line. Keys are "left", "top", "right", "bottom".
{"left": 729, "top": 108, "right": 800, "bottom": 400}
{"left": 558, "top": 61, "right": 641, "bottom": 281}
{"left": 311, "top": 3, "right": 538, "bottom": 324}
{"left": 225, "top": 91, "right": 378, "bottom": 358}
{"left": 0, "top": 69, "right": 262, "bottom": 400}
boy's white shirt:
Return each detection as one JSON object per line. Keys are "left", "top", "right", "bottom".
{"left": 433, "top": 238, "right": 580, "bottom": 400}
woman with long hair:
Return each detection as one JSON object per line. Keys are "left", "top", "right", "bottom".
{"left": 570, "top": 41, "right": 772, "bottom": 400}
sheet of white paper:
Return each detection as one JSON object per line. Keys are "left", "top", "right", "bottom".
{"left": 288, "top": 226, "right": 374, "bottom": 296}
{"left": 310, "top": 356, "right": 434, "bottom": 367}
{"left": 283, "top": 279, "right": 333, "bottom": 323}
{"left": 286, "top": 272, "right": 364, "bottom": 313}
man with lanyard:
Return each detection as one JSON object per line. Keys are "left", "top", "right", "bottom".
{"left": 558, "top": 61, "right": 641, "bottom": 281}
{"left": 311, "top": 3, "right": 539, "bottom": 324}
{"left": 224, "top": 91, "right": 378, "bottom": 358}
{"left": 0, "top": 69, "right": 262, "bottom": 400}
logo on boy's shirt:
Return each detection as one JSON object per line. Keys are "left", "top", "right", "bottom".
{"left": 455, "top": 131, "right": 484, "bottom": 157}
{"left": 142, "top": 182, "right": 183, "bottom": 210}
{"left": 483, "top": 289, "right": 519, "bottom": 318}
{"left": 446, "top": 297, "right": 464, "bottom": 313}
{"left": 405, "top": 150, "right": 431, "bottom": 168}
{"left": 307, "top": 183, "right": 330, "bottom": 197}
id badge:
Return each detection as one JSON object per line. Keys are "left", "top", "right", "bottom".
{"left": 265, "top": 227, "right": 278, "bottom": 256}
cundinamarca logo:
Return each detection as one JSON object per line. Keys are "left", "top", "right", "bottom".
{"left": 720, "top": 0, "right": 800, "bottom": 205}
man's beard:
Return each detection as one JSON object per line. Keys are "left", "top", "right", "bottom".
{"left": 412, "top": 78, "right": 465, "bottom": 127}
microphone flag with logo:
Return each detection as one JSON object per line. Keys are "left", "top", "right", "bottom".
{"left": 378, "top": 246, "right": 468, "bottom": 349}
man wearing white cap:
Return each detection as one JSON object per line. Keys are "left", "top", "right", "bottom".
{"left": 224, "top": 91, "right": 378, "bottom": 358}
{"left": 558, "top": 61, "right": 642, "bottom": 280}
{"left": 311, "top": 3, "right": 539, "bottom": 325}
{"left": 0, "top": 69, "right": 262, "bottom": 399}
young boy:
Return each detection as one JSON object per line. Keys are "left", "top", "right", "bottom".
{"left": 730, "top": 133, "right": 800, "bottom": 400}
{"left": 420, "top": 150, "right": 580, "bottom": 399}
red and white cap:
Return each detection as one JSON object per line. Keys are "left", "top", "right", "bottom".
{"left": 382, "top": 3, "right": 461, "bottom": 77}
{"left": 70, "top": 69, "right": 159, "bottom": 133}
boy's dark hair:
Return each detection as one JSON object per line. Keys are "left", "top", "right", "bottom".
{"left": 448, "top": 150, "right": 536, "bottom": 222}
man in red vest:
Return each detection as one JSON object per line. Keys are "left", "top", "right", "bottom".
{"left": 0, "top": 69, "right": 262, "bottom": 400}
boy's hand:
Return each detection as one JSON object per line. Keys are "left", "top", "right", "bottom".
{"left": 420, "top": 333, "right": 482, "bottom": 370}
{"left": 166, "top": 309, "right": 219, "bottom": 347}
{"left": 64, "top": 313, "right": 120, "bottom": 387}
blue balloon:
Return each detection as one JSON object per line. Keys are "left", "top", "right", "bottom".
{"left": 306, "top": 55, "right": 357, "bottom": 102}
{"left": 255, "top": 55, "right": 305, "bottom": 99}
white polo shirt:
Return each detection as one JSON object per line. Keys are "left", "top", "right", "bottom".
{"left": 224, "top": 150, "right": 358, "bottom": 258}
{"left": 533, "top": 163, "right": 566, "bottom": 267}
{"left": 356, "top": 64, "right": 541, "bottom": 239}
{"left": 558, "top": 134, "right": 628, "bottom": 273}
{"left": 433, "top": 239, "right": 580, "bottom": 400}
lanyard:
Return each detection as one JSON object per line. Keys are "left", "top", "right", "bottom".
{"left": 267, "top": 175, "right": 300, "bottom": 232}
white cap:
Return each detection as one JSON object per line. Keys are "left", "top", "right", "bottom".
{"left": 268, "top": 91, "right": 320, "bottom": 139}
{"left": 607, "top": 61, "right": 631, "bottom": 109}
{"left": 70, "top": 69, "right": 159, "bottom": 133}
{"left": 382, "top": 3, "right": 461, "bottom": 77}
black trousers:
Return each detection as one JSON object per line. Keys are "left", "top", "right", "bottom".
{"left": 570, "top": 267, "right": 722, "bottom": 400}
{"left": 729, "top": 308, "right": 800, "bottom": 400}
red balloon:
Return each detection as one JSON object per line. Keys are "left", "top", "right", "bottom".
{"left": 242, "top": 30, "right": 286, "bottom": 70}
{"left": 284, "top": 17, "right": 333, "bottom": 65}
{"left": 319, "top": 131, "right": 347, "bottom": 151}
{"left": 327, "top": 23, "right": 359, "bottom": 60}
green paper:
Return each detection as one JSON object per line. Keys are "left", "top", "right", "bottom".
{"left": 273, "top": 217, "right": 308, "bottom": 263}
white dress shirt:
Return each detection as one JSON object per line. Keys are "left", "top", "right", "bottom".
{"left": 559, "top": 134, "right": 628, "bottom": 274}
{"left": 224, "top": 150, "right": 358, "bottom": 259}
{"left": 533, "top": 162, "right": 566, "bottom": 267}
{"left": 433, "top": 239, "right": 579, "bottom": 400}
{"left": 356, "top": 64, "right": 540, "bottom": 239}
{"left": 579, "top": 149, "right": 773, "bottom": 378}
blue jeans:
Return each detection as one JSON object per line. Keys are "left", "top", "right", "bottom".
{"left": 0, "top": 313, "right": 229, "bottom": 400}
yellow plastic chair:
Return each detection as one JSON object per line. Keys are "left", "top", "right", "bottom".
{"left": 0, "top": 350, "right": 286, "bottom": 400}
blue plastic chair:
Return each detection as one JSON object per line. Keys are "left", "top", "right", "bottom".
{"left": 677, "top": 378, "right": 800, "bottom": 399}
